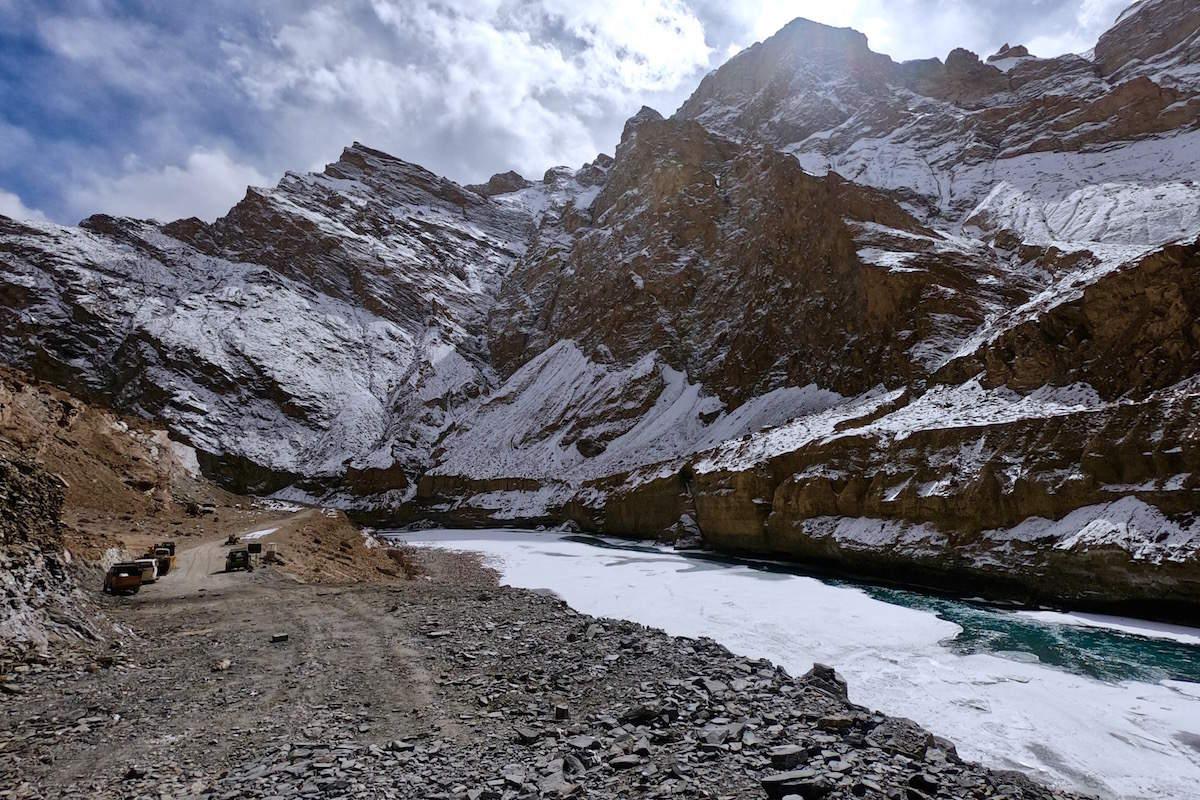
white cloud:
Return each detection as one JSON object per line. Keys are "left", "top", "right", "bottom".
{"left": 1026, "top": 0, "right": 1130, "bottom": 57}
{"left": 7, "top": 1, "right": 1149, "bottom": 223}
{"left": 745, "top": 0, "right": 861, "bottom": 42}
{"left": 537, "top": 0, "right": 712, "bottom": 91}
{"left": 38, "top": 15, "right": 178, "bottom": 96}
{"left": 230, "top": 0, "right": 713, "bottom": 181}
{"left": 0, "top": 189, "right": 48, "bottom": 223}
{"left": 66, "top": 149, "right": 269, "bottom": 223}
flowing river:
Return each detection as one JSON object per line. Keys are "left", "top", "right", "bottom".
{"left": 386, "top": 528, "right": 1200, "bottom": 800}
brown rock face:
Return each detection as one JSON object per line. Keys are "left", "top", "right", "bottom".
{"left": 1095, "top": 0, "right": 1200, "bottom": 81}
{"left": 490, "top": 115, "right": 1014, "bottom": 404}
{"left": 466, "top": 170, "right": 532, "bottom": 197}
{"left": 929, "top": 48, "right": 1009, "bottom": 104}
{"left": 962, "top": 241, "right": 1200, "bottom": 398}
{"left": 988, "top": 44, "right": 1031, "bottom": 62}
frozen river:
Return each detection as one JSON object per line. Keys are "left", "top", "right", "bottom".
{"left": 387, "top": 529, "right": 1200, "bottom": 800}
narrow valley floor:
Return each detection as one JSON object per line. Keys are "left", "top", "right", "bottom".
{"left": 1, "top": 527, "right": 1083, "bottom": 800}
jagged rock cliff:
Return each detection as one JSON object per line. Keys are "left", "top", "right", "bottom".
{"left": 1, "top": 0, "right": 1198, "bottom": 617}
{"left": 0, "top": 456, "right": 93, "bottom": 659}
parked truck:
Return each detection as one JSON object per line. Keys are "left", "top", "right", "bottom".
{"left": 133, "top": 557, "right": 159, "bottom": 584}
{"left": 148, "top": 546, "right": 176, "bottom": 576}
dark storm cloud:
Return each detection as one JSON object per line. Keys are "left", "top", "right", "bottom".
{"left": 0, "top": 0, "right": 1134, "bottom": 224}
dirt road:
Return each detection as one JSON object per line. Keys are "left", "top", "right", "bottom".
{"left": 145, "top": 528, "right": 243, "bottom": 597}
{"left": 0, "top": 519, "right": 455, "bottom": 797}
{"left": 143, "top": 512, "right": 300, "bottom": 598}
{"left": 1, "top": 524, "right": 1085, "bottom": 800}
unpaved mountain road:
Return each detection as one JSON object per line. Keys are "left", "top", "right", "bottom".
{"left": 1, "top": 526, "right": 1085, "bottom": 800}
{"left": 142, "top": 511, "right": 307, "bottom": 598}
{"left": 0, "top": 520, "right": 460, "bottom": 798}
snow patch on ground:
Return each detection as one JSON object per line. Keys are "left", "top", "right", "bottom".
{"left": 241, "top": 528, "right": 278, "bottom": 540}
{"left": 433, "top": 340, "right": 846, "bottom": 484}
{"left": 697, "top": 380, "right": 1105, "bottom": 474}
{"left": 695, "top": 389, "right": 902, "bottom": 474}
{"left": 988, "top": 55, "right": 1037, "bottom": 73}
{"left": 793, "top": 124, "right": 1200, "bottom": 248}
{"left": 455, "top": 485, "right": 572, "bottom": 520}
{"left": 846, "top": 380, "right": 1106, "bottom": 441}
{"left": 856, "top": 247, "right": 924, "bottom": 272}
{"left": 966, "top": 180, "right": 1200, "bottom": 246}
{"left": 795, "top": 516, "right": 948, "bottom": 550}
{"left": 253, "top": 498, "right": 305, "bottom": 513}
{"left": 790, "top": 496, "right": 1200, "bottom": 566}
{"left": 495, "top": 171, "right": 602, "bottom": 226}
{"left": 168, "top": 440, "right": 201, "bottom": 477}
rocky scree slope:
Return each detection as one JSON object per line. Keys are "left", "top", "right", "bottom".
{"left": 0, "top": 367, "right": 216, "bottom": 662}
{"left": 1, "top": 0, "right": 1199, "bottom": 615}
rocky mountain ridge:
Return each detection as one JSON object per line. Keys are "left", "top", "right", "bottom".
{"left": 1, "top": 143, "right": 535, "bottom": 496}
{"left": 676, "top": 1, "right": 1200, "bottom": 246}
{"left": 1, "top": 0, "right": 1198, "bottom": 618}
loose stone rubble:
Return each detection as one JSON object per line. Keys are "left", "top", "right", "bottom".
{"left": 0, "top": 549, "right": 1083, "bottom": 800}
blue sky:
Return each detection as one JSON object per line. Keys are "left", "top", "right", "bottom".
{"left": 0, "top": 0, "right": 1135, "bottom": 225}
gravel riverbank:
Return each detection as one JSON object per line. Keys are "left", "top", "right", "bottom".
{"left": 0, "top": 542, "right": 1085, "bottom": 800}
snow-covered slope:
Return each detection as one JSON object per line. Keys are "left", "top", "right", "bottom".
{"left": 0, "top": 145, "right": 534, "bottom": 491}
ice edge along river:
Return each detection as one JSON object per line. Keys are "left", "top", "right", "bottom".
{"left": 393, "top": 529, "right": 1200, "bottom": 800}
